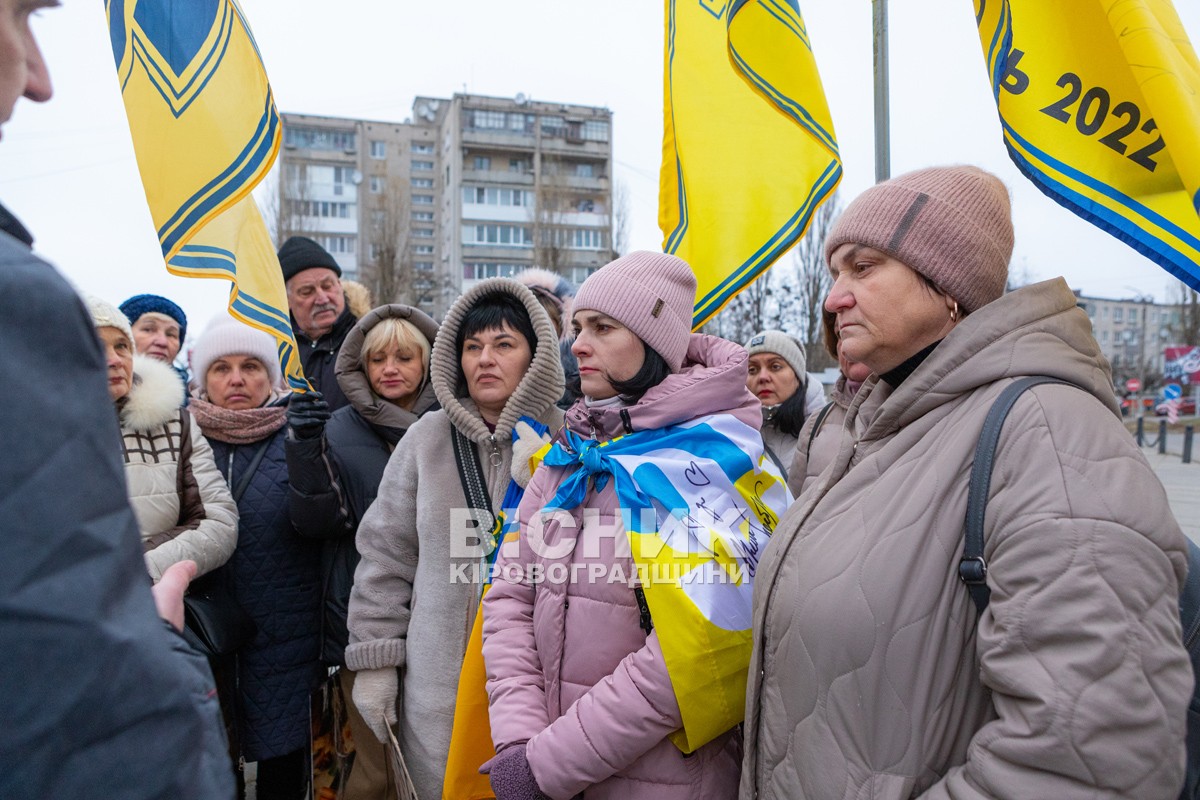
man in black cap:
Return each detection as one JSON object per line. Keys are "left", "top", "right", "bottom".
{"left": 278, "top": 234, "right": 358, "bottom": 411}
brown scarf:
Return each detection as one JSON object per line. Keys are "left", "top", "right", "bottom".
{"left": 189, "top": 395, "right": 288, "bottom": 444}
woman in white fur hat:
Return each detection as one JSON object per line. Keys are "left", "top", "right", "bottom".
{"left": 86, "top": 294, "right": 237, "bottom": 583}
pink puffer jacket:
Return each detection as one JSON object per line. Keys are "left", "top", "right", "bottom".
{"left": 482, "top": 334, "right": 759, "bottom": 800}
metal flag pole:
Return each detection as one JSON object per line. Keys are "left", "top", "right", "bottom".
{"left": 873, "top": 0, "right": 891, "bottom": 183}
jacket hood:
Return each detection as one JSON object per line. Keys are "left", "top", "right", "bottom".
{"left": 564, "top": 333, "right": 760, "bottom": 439}
{"left": 853, "top": 277, "right": 1117, "bottom": 444}
{"left": 336, "top": 303, "right": 440, "bottom": 430}
{"left": 120, "top": 355, "right": 184, "bottom": 432}
{"left": 430, "top": 278, "right": 565, "bottom": 444}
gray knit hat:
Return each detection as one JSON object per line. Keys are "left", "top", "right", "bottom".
{"left": 573, "top": 251, "right": 696, "bottom": 372}
{"left": 84, "top": 294, "right": 133, "bottom": 341}
{"left": 824, "top": 165, "right": 1013, "bottom": 313}
{"left": 745, "top": 330, "right": 806, "bottom": 380}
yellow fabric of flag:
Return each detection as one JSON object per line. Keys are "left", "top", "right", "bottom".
{"left": 975, "top": 0, "right": 1200, "bottom": 289}
{"left": 660, "top": 0, "right": 841, "bottom": 328}
{"left": 106, "top": 0, "right": 307, "bottom": 389}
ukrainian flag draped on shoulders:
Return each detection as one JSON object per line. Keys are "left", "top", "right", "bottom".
{"left": 539, "top": 412, "right": 791, "bottom": 753}
{"left": 661, "top": 0, "right": 841, "bottom": 328}
{"left": 974, "top": 0, "right": 1200, "bottom": 290}
{"left": 105, "top": 0, "right": 307, "bottom": 389}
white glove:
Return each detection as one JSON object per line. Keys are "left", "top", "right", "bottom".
{"left": 352, "top": 667, "right": 399, "bottom": 743}
{"left": 510, "top": 421, "right": 551, "bottom": 488}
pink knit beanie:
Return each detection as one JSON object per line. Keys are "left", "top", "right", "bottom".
{"left": 824, "top": 165, "right": 1013, "bottom": 313}
{"left": 573, "top": 251, "right": 696, "bottom": 372}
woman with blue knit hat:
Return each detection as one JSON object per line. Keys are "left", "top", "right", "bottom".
{"left": 481, "top": 251, "right": 790, "bottom": 799}
{"left": 120, "top": 293, "right": 190, "bottom": 399}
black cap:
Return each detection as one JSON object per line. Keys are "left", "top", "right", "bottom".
{"left": 278, "top": 236, "right": 341, "bottom": 282}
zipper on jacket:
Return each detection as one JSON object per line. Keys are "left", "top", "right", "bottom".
{"left": 487, "top": 434, "right": 502, "bottom": 468}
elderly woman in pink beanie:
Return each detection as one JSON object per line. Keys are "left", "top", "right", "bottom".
{"left": 742, "top": 165, "right": 1192, "bottom": 799}
{"left": 481, "top": 251, "right": 790, "bottom": 799}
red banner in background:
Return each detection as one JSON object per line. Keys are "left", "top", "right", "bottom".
{"left": 1164, "top": 346, "right": 1200, "bottom": 385}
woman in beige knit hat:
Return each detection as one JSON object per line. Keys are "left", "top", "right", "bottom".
{"left": 743, "top": 165, "right": 1192, "bottom": 799}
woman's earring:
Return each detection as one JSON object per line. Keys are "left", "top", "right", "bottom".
{"left": 950, "top": 301, "right": 960, "bottom": 323}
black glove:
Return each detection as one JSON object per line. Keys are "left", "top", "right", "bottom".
{"left": 287, "top": 389, "right": 330, "bottom": 439}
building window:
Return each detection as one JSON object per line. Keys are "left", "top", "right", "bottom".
{"left": 583, "top": 120, "right": 610, "bottom": 141}
{"left": 571, "top": 265, "right": 600, "bottom": 285}
{"left": 1113, "top": 307, "right": 1124, "bottom": 322}
{"left": 473, "top": 156, "right": 491, "bottom": 171}
{"left": 509, "top": 157, "right": 530, "bottom": 173}
{"left": 463, "top": 262, "right": 524, "bottom": 280}
{"left": 369, "top": 140, "right": 386, "bottom": 159}
{"left": 540, "top": 116, "right": 564, "bottom": 137}
{"left": 314, "top": 235, "right": 356, "bottom": 254}
{"left": 411, "top": 177, "right": 434, "bottom": 188}
{"left": 461, "top": 186, "right": 533, "bottom": 207}
{"left": 574, "top": 162, "right": 595, "bottom": 178}
{"left": 369, "top": 176, "right": 383, "bottom": 194}
{"left": 414, "top": 244, "right": 435, "bottom": 255}
{"left": 415, "top": 261, "right": 434, "bottom": 272}
{"left": 284, "top": 126, "right": 356, "bottom": 151}
{"left": 463, "top": 224, "right": 533, "bottom": 247}
{"left": 471, "top": 110, "right": 507, "bottom": 129}
{"left": 413, "top": 194, "right": 434, "bottom": 205}
{"left": 1102, "top": 331, "right": 1109, "bottom": 343}
{"left": 568, "top": 228, "right": 604, "bottom": 249}
{"left": 413, "top": 228, "right": 434, "bottom": 238}
{"left": 412, "top": 160, "right": 434, "bottom": 171}
{"left": 575, "top": 198, "right": 597, "bottom": 212}
{"left": 412, "top": 210, "right": 434, "bottom": 221}
{"left": 290, "top": 200, "right": 355, "bottom": 219}
{"left": 411, "top": 142, "right": 434, "bottom": 154}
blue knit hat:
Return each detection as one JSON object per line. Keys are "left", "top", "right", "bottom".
{"left": 120, "top": 294, "right": 188, "bottom": 343}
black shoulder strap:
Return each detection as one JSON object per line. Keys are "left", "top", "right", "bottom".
{"left": 960, "top": 376, "right": 1078, "bottom": 614}
{"left": 232, "top": 438, "right": 273, "bottom": 504}
{"left": 805, "top": 401, "right": 837, "bottom": 458}
{"left": 451, "top": 425, "right": 494, "bottom": 523}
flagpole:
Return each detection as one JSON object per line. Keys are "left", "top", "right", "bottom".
{"left": 872, "top": 0, "right": 890, "bottom": 182}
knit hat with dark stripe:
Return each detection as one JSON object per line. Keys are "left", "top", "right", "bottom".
{"left": 824, "top": 165, "right": 1012, "bottom": 313}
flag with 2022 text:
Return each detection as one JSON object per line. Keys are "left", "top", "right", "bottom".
{"left": 660, "top": 0, "right": 842, "bottom": 329}
{"left": 974, "top": 0, "right": 1200, "bottom": 291}
{"left": 105, "top": 0, "right": 308, "bottom": 391}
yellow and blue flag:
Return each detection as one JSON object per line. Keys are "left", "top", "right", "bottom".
{"left": 975, "top": 0, "right": 1200, "bottom": 290}
{"left": 105, "top": 0, "right": 307, "bottom": 390}
{"left": 540, "top": 413, "right": 791, "bottom": 752}
{"left": 660, "top": 0, "right": 842, "bottom": 328}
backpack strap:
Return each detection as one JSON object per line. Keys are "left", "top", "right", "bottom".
{"left": 960, "top": 376, "right": 1078, "bottom": 614}
{"left": 805, "top": 401, "right": 837, "bottom": 459}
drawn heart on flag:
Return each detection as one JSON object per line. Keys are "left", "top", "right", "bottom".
{"left": 684, "top": 461, "right": 711, "bottom": 486}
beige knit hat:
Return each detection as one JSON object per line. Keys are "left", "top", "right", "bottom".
{"left": 84, "top": 293, "right": 133, "bottom": 341}
{"left": 824, "top": 165, "right": 1013, "bottom": 313}
{"left": 573, "top": 251, "right": 696, "bottom": 372}
{"left": 190, "top": 316, "right": 283, "bottom": 390}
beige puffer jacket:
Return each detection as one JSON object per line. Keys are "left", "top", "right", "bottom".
{"left": 786, "top": 374, "right": 857, "bottom": 499}
{"left": 119, "top": 355, "right": 238, "bottom": 581}
{"left": 742, "top": 279, "right": 1192, "bottom": 799}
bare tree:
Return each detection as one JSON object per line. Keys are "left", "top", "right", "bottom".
{"left": 787, "top": 193, "right": 839, "bottom": 370}
{"left": 532, "top": 158, "right": 572, "bottom": 275}
{"left": 1169, "top": 279, "right": 1200, "bottom": 347}
{"left": 263, "top": 158, "right": 310, "bottom": 247}
{"left": 363, "top": 176, "right": 415, "bottom": 306}
{"left": 611, "top": 179, "right": 631, "bottom": 259}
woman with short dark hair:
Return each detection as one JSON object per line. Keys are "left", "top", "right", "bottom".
{"left": 345, "top": 279, "right": 564, "bottom": 800}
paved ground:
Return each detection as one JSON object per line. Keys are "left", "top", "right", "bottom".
{"left": 1143, "top": 448, "right": 1200, "bottom": 544}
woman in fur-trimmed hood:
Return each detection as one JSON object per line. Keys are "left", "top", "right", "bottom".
{"left": 86, "top": 294, "right": 237, "bottom": 582}
{"left": 345, "top": 278, "right": 565, "bottom": 800}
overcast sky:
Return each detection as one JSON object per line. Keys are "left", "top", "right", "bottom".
{"left": 3, "top": 0, "right": 1198, "bottom": 337}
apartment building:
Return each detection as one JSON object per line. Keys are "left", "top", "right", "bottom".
{"left": 278, "top": 93, "right": 613, "bottom": 318}
{"left": 1074, "top": 291, "right": 1186, "bottom": 385}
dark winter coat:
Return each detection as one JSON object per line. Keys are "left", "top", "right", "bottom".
{"left": 293, "top": 304, "right": 357, "bottom": 411}
{"left": 0, "top": 205, "right": 231, "bottom": 799}
{"left": 286, "top": 304, "right": 440, "bottom": 665}
{"left": 210, "top": 428, "right": 322, "bottom": 762}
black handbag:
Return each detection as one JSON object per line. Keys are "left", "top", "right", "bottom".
{"left": 181, "top": 437, "right": 270, "bottom": 657}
